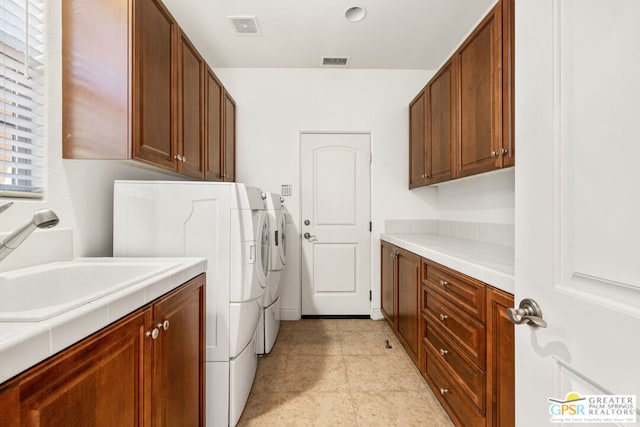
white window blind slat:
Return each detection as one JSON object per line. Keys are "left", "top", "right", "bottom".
{"left": 0, "top": 0, "right": 45, "bottom": 197}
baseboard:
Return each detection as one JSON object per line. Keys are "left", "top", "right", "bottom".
{"left": 301, "top": 314, "right": 370, "bottom": 319}
{"left": 370, "top": 308, "right": 384, "bottom": 320}
{"left": 279, "top": 308, "right": 301, "bottom": 321}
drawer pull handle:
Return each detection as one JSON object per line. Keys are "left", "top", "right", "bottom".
{"left": 439, "top": 279, "right": 448, "bottom": 287}
{"left": 440, "top": 388, "right": 450, "bottom": 395}
{"left": 439, "top": 313, "right": 449, "bottom": 321}
{"left": 439, "top": 348, "right": 449, "bottom": 357}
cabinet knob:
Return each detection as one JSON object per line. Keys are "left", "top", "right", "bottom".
{"left": 174, "top": 154, "right": 183, "bottom": 161}
{"left": 158, "top": 320, "right": 170, "bottom": 331}
{"left": 500, "top": 148, "right": 508, "bottom": 155}
{"left": 146, "top": 328, "right": 160, "bottom": 340}
{"left": 490, "top": 151, "right": 499, "bottom": 158}
{"left": 181, "top": 156, "right": 186, "bottom": 162}
{"left": 439, "top": 348, "right": 449, "bottom": 357}
{"left": 439, "top": 280, "right": 448, "bottom": 288}
{"left": 439, "top": 313, "right": 449, "bottom": 321}
{"left": 440, "top": 388, "right": 450, "bottom": 395}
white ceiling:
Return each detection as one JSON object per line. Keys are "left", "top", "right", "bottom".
{"left": 162, "top": 0, "right": 497, "bottom": 70}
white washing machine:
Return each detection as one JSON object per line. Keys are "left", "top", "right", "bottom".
{"left": 257, "top": 193, "right": 288, "bottom": 354}
{"left": 113, "top": 181, "right": 270, "bottom": 427}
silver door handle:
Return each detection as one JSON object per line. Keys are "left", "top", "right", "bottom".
{"left": 506, "top": 298, "right": 547, "bottom": 328}
{"left": 303, "top": 232, "right": 317, "bottom": 242}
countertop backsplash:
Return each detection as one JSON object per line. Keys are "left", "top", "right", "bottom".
{"left": 0, "top": 228, "right": 73, "bottom": 273}
{"left": 384, "top": 219, "right": 514, "bottom": 248}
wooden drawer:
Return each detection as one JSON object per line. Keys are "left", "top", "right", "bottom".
{"left": 424, "top": 287, "right": 486, "bottom": 368}
{"left": 423, "top": 260, "right": 486, "bottom": 321}
{"left": 425, "top": 345, "right": 485, "bottom": 427}
{"left": 424, "top": 322, "right": 485, "bottom": 411}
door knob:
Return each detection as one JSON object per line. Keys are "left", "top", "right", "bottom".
{"left": 303, "top": 232, "right": 317, "bottom": 242}
{"left": 506, "top": 298, "right": 547, "bottom": 328}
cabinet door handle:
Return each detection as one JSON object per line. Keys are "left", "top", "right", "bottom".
{"left": 500, "top": 148, "right": 508, "bottom": 155}
{"left": 439, "top": 348, "right": 449, "bottom": 357}
{"left": 146, "top": 328, "right": 160, "bottom": 340}
{"left": 490, "top": 151, "right": 499, "bottom": 158}
{"left": 440, "top": 388, "right": 450, "bottom": 395}
{"left": 439, "top": 313, "right": 449, "bottom": 321}
{"left": 158, "top": 320, "right": 170, "bottom": 331}
{"left": 439, "top": 280, "right": 448, "bottom": 288}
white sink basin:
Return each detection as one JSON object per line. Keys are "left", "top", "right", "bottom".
{"left": 0, "top": 260, "right": 180, "bottom": 322}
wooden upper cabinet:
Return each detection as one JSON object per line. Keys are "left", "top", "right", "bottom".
{"left": 63, "top": 0, "right": 237, "bottom": 181}
{"left": 407, "top": 0, "right": 513, "bottom": 188}
{"left": 456, "top": 3, "right": 502, "bottom": 178}
{"left": 502, "top": 0, "right": 515, "bottom": 168}
{"left": 178, "top": 32, "right": 205, "bottom": 179}
{"left": 426, "top": 59, "right": 457, "bottom": 184}
{"left": 205, "top": 68, "right": 223, "bottom": 181}
{"left": 133, "top": 0, "right": 178, "bottom": 170}
{"left": 409, "top": 89, "right": 427, "bottom": 188}
{"left": 223, "top": 91, "right": 237, "bottom": 182}
{"left": 62, "top": 0, "right": 130, "bottom": 159}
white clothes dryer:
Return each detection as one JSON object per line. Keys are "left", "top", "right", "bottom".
{"left": 113, "top": 181, "right": 270, "bottom": 427}
{"left": 257, "top": 193, "right": 288, "bottom": 354}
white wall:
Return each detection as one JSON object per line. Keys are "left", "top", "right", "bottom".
{"left": 214, "top": 68, "right": 439, "bottom": 319}
{"left": 2, "top": 2, "right": 514, "bottom": 321}
{"left": 0, "top": 1, "right": 183, "bottom": 259}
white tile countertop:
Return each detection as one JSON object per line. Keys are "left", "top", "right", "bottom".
{"left": 0, "top": 257, "right": 206, "bottom": 384}
{"left": 381, "top": 233, "right": 514, "bottom": 294}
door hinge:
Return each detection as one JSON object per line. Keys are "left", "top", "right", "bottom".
{"left": 369, "top": 290, "right": 372, "bottom": 301}
{"left": 370, "top": 152, "right": 373, "bottom": 163}
{"left": 369, "top": 221, "right": 372, "bottom": 232}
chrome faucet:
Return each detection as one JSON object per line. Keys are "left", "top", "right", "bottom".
{"left": 0, "top": 209, "right": 60, "bottom": 262}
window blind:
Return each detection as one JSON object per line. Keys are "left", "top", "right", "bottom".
{"left": 0, "top": 0, "right": 45, "bottom": 198}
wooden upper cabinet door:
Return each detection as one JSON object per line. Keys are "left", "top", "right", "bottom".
{"left": 62, "top": 0, "right": 130, "bottom": 159}
{"left": 381, "top": 241, "right": 397, "bottom": 327}
{"left": 426, "top": 60, "right": 457, "bottom": 184}
{"left": 223, "top": 91, "right": 236, "bottom": 182}
{"left": 502, "top": 0, "right": 515, "bottom": 168}
{"left": 17, "top": 309, "right": 151, "bottom": 427}
{"left": 205, "top": 68, "right": 223, "bottom": 181}
{"left": 457, "top": 3, "right": 503, "bottom": 177}
{"left": 133, "top": 0, "right": 178, "bottom": 171}
{"left": 178, "top": 32, "right": 205, "bottom": 179}
{"left": 397, "top": 248, "right": 421, "bottom": 364}
{"left": 409, "top": 89, "right": 427, "bottom": 188}
{"left": 152, "top": 274, "right": 205, "bottom": 427}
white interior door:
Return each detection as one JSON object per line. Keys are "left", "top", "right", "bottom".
{"left": 300, "top": 133, "right": 371, "bottom": 316}
{"left": 516, "top": 1, "right": 640, "bottom": 424}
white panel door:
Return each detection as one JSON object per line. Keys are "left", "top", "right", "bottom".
{"left": 300, "top": 133, "right": 371, "bottom": 315}
{"left": 515, "top": 1, "right": 640, "bottom": 425}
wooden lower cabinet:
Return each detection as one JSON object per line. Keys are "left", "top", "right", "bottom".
{"left": 0, "top": 274, "right": 205, "bottom": 427}
{"left": 486, "top": 287, "right": 515, "bottom": 427}
{"left": 381, "top": 242, "right": 515, "bottom": 426}
{"left": 380, "top": 240, "right": 397, "bottom": 326}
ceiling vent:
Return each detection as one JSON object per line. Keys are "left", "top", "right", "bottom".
{"left": 228, "top": 16, "right": 260, "bottom": 36}
{"left": 322, "top": 56, "right": 350, "bottom": 67}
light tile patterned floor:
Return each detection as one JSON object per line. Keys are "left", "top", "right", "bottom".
{"left": 238, "top": 319, "right": 454, "bottom": 426}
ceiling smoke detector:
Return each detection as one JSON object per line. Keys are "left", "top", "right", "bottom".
{"left": 322, "top": 56, "right": 350, "bottom": 67}
{"left": 228, "top": 16, "right": 261, "bottom": 36}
